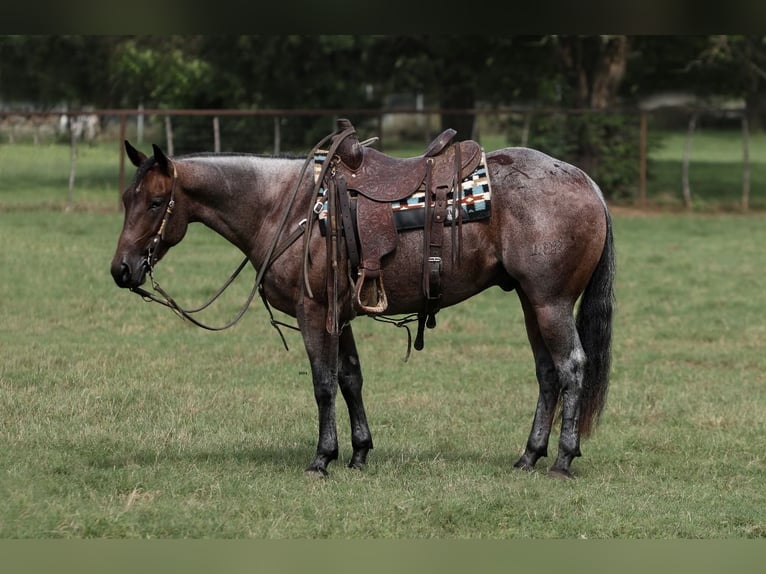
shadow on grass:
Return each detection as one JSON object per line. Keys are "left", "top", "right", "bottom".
{"left": 77, "top": 436, "right": 582, "bottom": 479}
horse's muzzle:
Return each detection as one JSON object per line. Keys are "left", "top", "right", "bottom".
{"left": 111, "top": 256, "right": 148, "bottom": 289}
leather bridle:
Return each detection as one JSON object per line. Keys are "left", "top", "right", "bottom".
{"left": 127, "top": 135, "right": 335, "bottom": 344}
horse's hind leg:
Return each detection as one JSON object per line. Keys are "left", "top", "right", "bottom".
{"left": 514, "top": 291, "right": 561, "bottom": 471}
{"left": 516, "top": 294, "right": 586, "bottom": 478}
{"left": 338, "top": 325, "right": 373, "bottom": 469}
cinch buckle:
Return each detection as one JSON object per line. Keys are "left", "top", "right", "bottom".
{"left": 313, "top": 200, "right": 325, "bottom": 215}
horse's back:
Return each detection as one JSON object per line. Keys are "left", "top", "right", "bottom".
{"left": 486, "top": 147, "right": 609, "bottom": 302}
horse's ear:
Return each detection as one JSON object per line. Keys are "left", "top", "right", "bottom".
{"left": 125, "top": 140, "right": 147, "bottom": 167}
{"left": 152, "top": 144, "right": 171, "bottom": 175}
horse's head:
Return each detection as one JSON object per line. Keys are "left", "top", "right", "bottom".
{"left": 110, "top": 141, "right": 188, "bottom": 289}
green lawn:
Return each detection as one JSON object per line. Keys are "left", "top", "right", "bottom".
{"left": 647, "top": 130, "right": 766, "bottom": 210}
{"left": 2, "top": 128, "right": 764, "bottom": 212}
{"left": 0, "top": 206, "right": 764, "bottom": 538}
{"left": 0, "top": 131, "right": 765, "bottom": 538}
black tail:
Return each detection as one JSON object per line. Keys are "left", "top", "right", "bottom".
{"left": 575, "top": 207, "right": 615, "bottom": 437}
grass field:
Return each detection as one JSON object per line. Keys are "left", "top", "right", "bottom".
{"left": 2, "top": 127, "right": 765, "bottom": 212}
{"left": 0, "top": 133, "right": 765, "bottom": 539}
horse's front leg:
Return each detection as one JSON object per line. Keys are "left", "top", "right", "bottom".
{"left": 297, "top": 299, "right": 340, "bottom": 477}
{"left": 338, "top": 325, "right": 373, "bottom": 468}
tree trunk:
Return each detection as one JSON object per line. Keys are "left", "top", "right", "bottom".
{"left": 438, "top": 68, "right": 476, "bottom": 141}
{"left": 589, "top": 37, "right": 629, "bottom": 110}
{"left": 555, "top": 36, "right": 630, "bottom": 184}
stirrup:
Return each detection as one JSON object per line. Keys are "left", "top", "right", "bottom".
{"left": 355, "top": 270, "right": 388, "bottom": 314}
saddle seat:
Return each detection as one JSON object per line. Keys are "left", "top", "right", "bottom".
{"left": 335, "top": 127, "right": 482, "bottom": 202}
{"left": 325, "top": 118, "right": 483, "bottom": 317}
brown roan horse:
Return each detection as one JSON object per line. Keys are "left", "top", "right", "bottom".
{"left": 110, "top": 120, "right": 615, "bottom": 479}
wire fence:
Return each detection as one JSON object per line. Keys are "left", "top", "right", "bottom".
{"left": 0, "top": 105, "right": 759, "bottom": 211}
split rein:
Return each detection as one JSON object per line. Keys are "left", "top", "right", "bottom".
{"left": 129, "top": 129, "right": 419, "bottom": 359}
{"left": 128, "top": 135, "right": 339, "bottom": 348}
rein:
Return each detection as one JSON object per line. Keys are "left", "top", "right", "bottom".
{"left": 128, "top": 126, "right": 414, "bottom": 356}
{"left": 130, "top": 132, "right": 340, "bottom": 345}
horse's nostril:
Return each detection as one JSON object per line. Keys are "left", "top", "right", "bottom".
{"left": 111, "top": 259, "right": 132, "bottom": 287}
{"left": 120, "top": 262, "right": 131, "bottom": 285}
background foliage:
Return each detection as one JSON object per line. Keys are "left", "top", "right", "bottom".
{"left": 3, "top": 35, "right": 766, "bottom": 198}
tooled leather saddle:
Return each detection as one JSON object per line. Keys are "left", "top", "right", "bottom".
{"left": 319, "top": 118, "right": 483, "bottom": 350}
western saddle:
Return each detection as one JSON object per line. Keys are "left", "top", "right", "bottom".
{"left": 317, "top": 118, "right": 482, "bottom": 350}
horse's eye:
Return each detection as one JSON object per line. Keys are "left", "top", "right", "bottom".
{"left": 149, "top": 197, "right": 164, "bottom": 210}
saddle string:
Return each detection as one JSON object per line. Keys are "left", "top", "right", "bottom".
{"left": 301, "top": 126, "right": 358, "bottom": 299}
{"left": 132, "top": 125, "right": 431, "bottom": 358}
{"left": 371, "top": 313, "right": 420, "bottom": 362}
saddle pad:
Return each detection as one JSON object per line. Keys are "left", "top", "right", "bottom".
{"left": 313, "top": 150, "right": 492, "bottom": 235}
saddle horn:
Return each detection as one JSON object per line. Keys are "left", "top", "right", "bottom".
{"left": 334, "top": 118, "right": 363, "bottom": 170}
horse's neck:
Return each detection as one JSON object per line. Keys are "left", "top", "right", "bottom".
{"left": 180, "top": 155, "right": 305, "bottom": 256}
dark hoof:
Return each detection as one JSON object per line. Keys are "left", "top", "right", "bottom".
{"left": 304, "top": 464, "right": 329, "bottom": 478}
{"left": 513, "top": 460, "right": 536, "bottom": 472}
{"left": 513, "top": 452, "right": 541, "bottom": 471}
{"left": 548, "top": 467, "right": 575, "bottom": 480}
{"left": 348, "top": 451, "right": 369, "bottom": 470}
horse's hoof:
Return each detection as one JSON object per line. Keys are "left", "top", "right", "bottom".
{"left": 548, "top": 467, "right": 575, "bottom": 480}
{"left": 304, "top": 465, "right": 329, "bottom": 479}
{"left": 348, "top": 451, "right": 369, "bottom": 470}
{"left": 513, "top": 461, "right": 535, "bottom": 472}
{"left": 513, "top": 455, "right": 538, "bottom": 472}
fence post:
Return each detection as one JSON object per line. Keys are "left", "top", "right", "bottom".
{"left": 742, "top": 112, "right": 750, "bottom": 212}
{"left": 273, "top": 116, "right": 281, "bottom": 155}
{"left": 639, "top": 110, "right": 647, "bottom": 206}
{"left": 66, "top": 114, "right": 78, "bottom": 212}
{"left": 682, "top": 113, "right": 697, "bottom": 210}
{"left": 213, "top": 116, "right": 221, "bottom": 153}
{"left": 137, "top": 103, "right": 144, "bottom": 145}
{"left": 118, "top": 114, "right": 127, "bottom": 205}
{"left": 164, "top": 116, "right": 174, "bottom": 156}
{"left": 377, "top": 114, "right": 384, "bottom": 152}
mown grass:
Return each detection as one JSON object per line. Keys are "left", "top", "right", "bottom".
{"left": 2, "top": 127, "right": 765, "bottom": 212}
{"left": 647, "top": 130, "right": 766, "bottom": 211}
{"left": 1, "top": 131, "right": 765, "bottom": 538}
{"left": 1, "top": 205, "right": 765, "bottom": 538}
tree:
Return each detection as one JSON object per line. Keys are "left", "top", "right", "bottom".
{"left": 0, "top": 35, "right": 117, "bottom": 108}
{"left": 521, "top": 35, "right": 637, "bottom": 198}
{"left": 367, "top": 35, "right": 500, "bottom": 140}
{"left": 692, "top": 35, "right": 766, "bottom": 129}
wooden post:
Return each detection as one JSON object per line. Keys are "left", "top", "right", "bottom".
{"left": 521, "top": 112, "right": 531, "bottom": 147}
{"left": 66, "top": 115, "right": 78, "bottom": 212}
{"left": 213, "top": 116, "right": 221, "bottom": 153}
{"left": 273, "top": 116, "right": 281, "bottom": 155}
{"left": 164, "top": 115, "right": 174, "bottom": 156}
{"left": 742, "top": 112, "right": 750, "bottom": 212}
{"left": 682, "top": 113, "right": 697, "bottom": 210}
{"left": 118, "top": 114, "right": 127, "bottom": 206}
{"left": 639, "top": 110, "right": 647, "bottom": 206}
{"left": 377, "top": 114, "right": 384, "bottom": 152}
{"left": 137, "top": 103, "right": 144, "bottom": 145}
